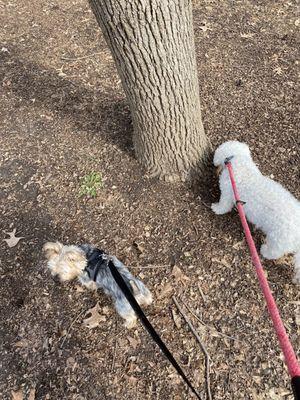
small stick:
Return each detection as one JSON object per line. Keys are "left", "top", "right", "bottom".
{"left": 60, "top": 309, "right": 85, "bottom": 348}
{"left": 180, "top": 298, "right": 237, "bottom": 342}
{"left": 130, "top": 265, "right": 168, "bottom": 269}
{"left": 197, "top": 282, "right": 206, "bottom": 303}
{"left": 198, "top": 198, "right": 211, "bottom": 209}
{"left": 173, "top": 297, "right": 210, "bottom": 360}
{"left": 108, "top": 330, "right": 126, "bottom": 373}
{"left": 173, "top": 296, "right": 212, "bottom": 400}
{"left": 180, "top": 298, "right": 206, "bottom": 325}
{"left": 192, "top": 223, "right": 199, "bottom": 236}
{"left": 61, "top": 52, "right": 102, "bottom": 61}
{"left": 111, "top": 338, "right": 118, "bottom": 372}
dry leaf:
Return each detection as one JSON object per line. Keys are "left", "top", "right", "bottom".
{"left": 75, "top": 285, "right": 85, "bottom": 293}
{"left": 28, "top": 387, "right": 36, "bottom": 400}
{"left": 102, "top": 306, "right": 110, "bottom": 315}
{"left": 157, "top": 282, "right": 173, "bottom": 299}
{"left": 133, "top": 241, "right": 144, "bottom": 255}
{"left": 125, "top": 375, "right": 138, "bottom": 386}
{"left": 117, "top": 337, "right": 125, "bottom": 348}
{"left": 168, "top": 372, "right": 181, "bottom": 385}
{"left": 11, "top": 387, "right": 35, "bottom": 400}
{"left": 267, "top": 387, "right": 290, "bottom": 400}
{"left": 4, "top": 228, "right": 24, "bottom": 248}
{"left": 172, "top": 265, "right": 190, "bottom": 285}
{"left": 127, "top": 336, "right": 140, "bottom": 349}
{"left": 83, "top": 303, "right": 106, "bottom": 329}
{"left": 211, "top": 257, "right": 231, "bottom": 268}
{"left": 253, "top": 375, "right": 262, "bottom": 385}
{"left": 66, "top": 357, "right": 77, "bottom": 371}
{"left": 67, "top": 357, "right": 76, "bottom": 367}
{"left": 200, "top": 25, "right": 209, "bottom": 32}
{"left": 14, "top": 339, "right": 29, "bottom": 348}
{"left": 11, "top": 390, "right": 23, "bottom": 400}
{"left": 250, "top": 389, "right": 260, "bottom": 400}
{"left": 113, "top": 376, "right": 118, "bottom": 385}
{"left": 233, "top": 240, "right": 244, "bottom": 250}
{"left": 199, "top": 22, "right": 211, "bottom": 32}
{"left": 273, "top": 66, "right": 283, "bottom": 75}
{"left": 274, "top": 254, "right": 293, "bottom": 265}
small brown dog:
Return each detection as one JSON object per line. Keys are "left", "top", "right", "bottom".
{"left": 43, "top": 242, "right": 153, "bottom": 328}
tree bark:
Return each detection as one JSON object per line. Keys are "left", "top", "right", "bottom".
{"left": 88, "top": 0, "right": 210, "bottom": 181}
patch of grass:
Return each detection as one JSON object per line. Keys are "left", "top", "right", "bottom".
{"left": 79, "top": 172, "right": 103, "bottom": 197}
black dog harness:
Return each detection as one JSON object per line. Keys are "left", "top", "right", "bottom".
{"left": 81, "top": 247, "right": 202, "bottom": 399}
{"left": 82, "top": 248, "right": 107, "bottom": 281}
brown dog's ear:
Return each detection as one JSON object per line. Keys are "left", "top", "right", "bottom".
{"left": 43, "top": 242, "right": 63, "bottom": 260}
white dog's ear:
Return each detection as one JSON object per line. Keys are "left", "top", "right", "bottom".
{"left": 43, "top": 242, "right": 63, "bottom": 260}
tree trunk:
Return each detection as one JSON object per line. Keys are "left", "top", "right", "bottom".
{"left": 88, "top": 0, "right": 210, "bottom": 181}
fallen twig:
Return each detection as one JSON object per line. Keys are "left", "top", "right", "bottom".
{"left": 192, "top": 223, "right": 199, "bottom": 236}
{"left": 197, "top": 282, "right": 206, "bottom": 303}
{"left": 60, "top": 309, "right": 85, "bottom": 348}
{"left": 61, "top": 52, "right": 102, "bottom": 61}
{"left": 180, "top": 297, "right": 237, "bottom": 342}
{"left": 111, "top": 324, "right": 118, "bottom": 372}
{"left": 173, "top": 296, "right": 212, "bottom": 400}
{"left": 130, "top": 265, "right": 168, "bottom": 269}
{"left": 198, "top": 197, "right": 211, "bottom": 209}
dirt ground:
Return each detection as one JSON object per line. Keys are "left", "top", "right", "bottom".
{"left": 0, "top": 1, "right": 299, "bottom": 399}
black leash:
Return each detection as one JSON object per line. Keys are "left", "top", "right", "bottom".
{"left": 292, "top": 376, "right": 300, "bottom": 400}
{"left": 107, "top": 260, "right": 202, "bottom": 399}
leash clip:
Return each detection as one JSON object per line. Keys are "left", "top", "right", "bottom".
{"left": 236, "top": 200, "right": 246, "bottom": 206}
{"left": 224, "top": 155, "right": 234, "bottom": 165}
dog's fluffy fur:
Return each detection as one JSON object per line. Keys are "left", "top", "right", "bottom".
{"left": 43, "top": 242, "right": 153, "bottom": 328}
{"left": 212, "top": 141, "right": 300, "bottom": 283}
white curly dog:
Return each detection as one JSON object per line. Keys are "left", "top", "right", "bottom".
{"left": 212, "top": 140, "right": 300, "bottom": 284}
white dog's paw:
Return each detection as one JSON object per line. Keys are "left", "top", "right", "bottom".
{"left": 260, "top": 244, "right": 278, "bottom": 260}
{"left": 292, "top": 273, "right": 300, "bottom": 285}
{"left": 211, "top": 203, "right": 226, "bottom": 215}
{"left": 260, "top": 244, "right": 269, "bottom": 259}
{"left": 261, "top": 243, "right": 285, "bottom": 260}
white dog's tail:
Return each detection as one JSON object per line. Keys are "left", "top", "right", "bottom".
{"left": 293, "top": 250, "right": 300, "bottom": 284}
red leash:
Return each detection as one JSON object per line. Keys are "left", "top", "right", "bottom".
{"left": 225, "top": 159, "right": 300, "bottom": 399}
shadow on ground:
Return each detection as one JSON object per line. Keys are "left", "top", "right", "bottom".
{"left": 1, "top": 46, "right": 134, "bottom": 155}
